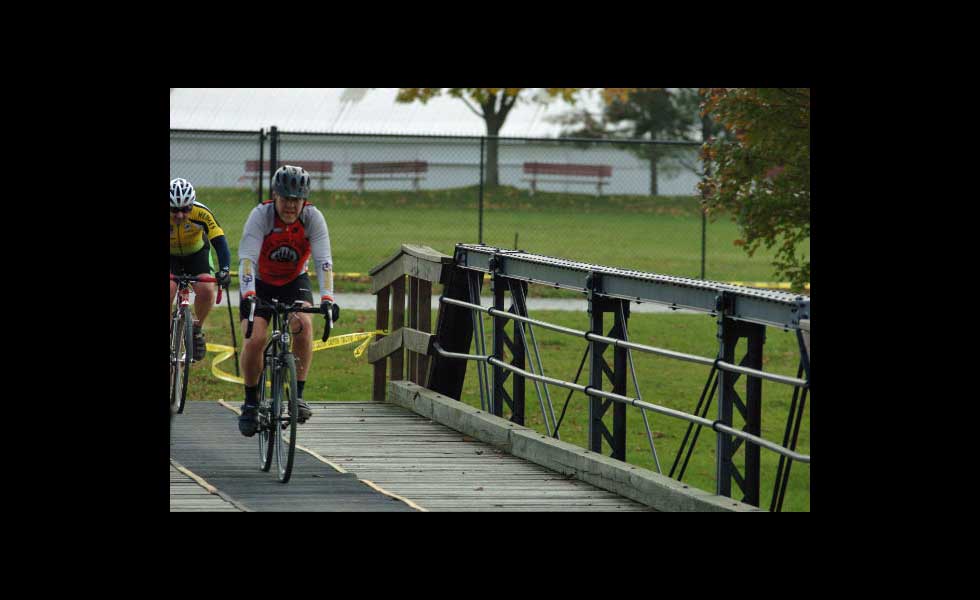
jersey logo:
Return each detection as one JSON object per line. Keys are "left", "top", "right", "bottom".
{"left": 269, "top": 245, "right": 300, "bottom": 263}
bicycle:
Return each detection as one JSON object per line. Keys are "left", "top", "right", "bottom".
{"left": 244, "top": 296, "right": 338, "bottom": 483}
{"left": 170, "top": 274, "right": 221, "bottom": 416}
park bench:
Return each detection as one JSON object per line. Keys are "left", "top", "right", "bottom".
{"left": 522, "top": 162, "right": 613, "bottom": 197}
{"left": 238, "top": 160, "right": 334, "bottom": 190}
{"left": 349, "top": 161, "right": 428, "bottom": 193}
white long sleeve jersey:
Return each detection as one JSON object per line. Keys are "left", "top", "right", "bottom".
{"left": 237, "top": 200, "right": 333, "bottom": 299}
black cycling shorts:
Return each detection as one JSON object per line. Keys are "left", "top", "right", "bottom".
{"left": 170, "top": 243, "right": 213, "bottom": 277}
{"left": 240, "top": 272, "right": 315, "bottom": 322}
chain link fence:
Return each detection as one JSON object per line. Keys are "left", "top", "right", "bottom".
{"left": 171, "top": 129, "right": 780, "bottom": 291}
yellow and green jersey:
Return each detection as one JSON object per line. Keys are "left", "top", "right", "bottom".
{"left": 170, "top": 201, "right": 226, "bottom": 257}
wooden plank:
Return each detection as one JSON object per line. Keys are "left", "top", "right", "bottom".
{"left": 399, "top": 244, "right": 451, "bottom": 264}
{"left": 409, "top": 277, "right": 419, "bottom": 383}
{"left": 371, "top": 255, "right": 404, "bottom": 294}
{"left": 365, "top": 327, "right": 432, "bottom": 364}
{"left": 418, "top": 279, "right": 432, "bottom": 387}
{"left": 373, "top": 288, "right": 390, "bottom": 401}
{"left": 169, "top": 465, "right": 244, "bottom": 512}
{"left": 368, "top": 329, "right": 402, "bottom": 363}
{"left": 391, "top": 277, "right": 405, "bottom": 381}
{"left": 289, "top": 401, "right": 655, "bottom": 512}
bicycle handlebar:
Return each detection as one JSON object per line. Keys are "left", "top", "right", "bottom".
{"left": 170, "top": 274, "right": 222, "bottom": 304}
{"left": 243, "top": 296, "right": 335, "bottom": 342}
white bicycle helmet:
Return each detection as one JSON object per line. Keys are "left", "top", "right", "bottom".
{"left": 170, "top": 178, "right": 196, "bottom": 209}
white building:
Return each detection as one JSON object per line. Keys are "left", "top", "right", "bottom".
{"left": 170, "top": 89, "right": 701, "bottom": 196}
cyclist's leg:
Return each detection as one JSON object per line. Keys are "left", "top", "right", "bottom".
{"left": 288, "top": 310, "right": 314, "bottom": 422}
{"left": 182, "top": 247, "right": 213, "bottom": 361}
{"left": 286, "top": 274, "right": 315, "bottom": 421}
{"left": 191, "top": 248, "right": 217, "bottom": 326}
{"left": 240, "top": 316, "right": 269, "bottom": 387}
{"left": 169, "top": 255, "right": 182, "bottom": 318}
{"left": 288, "top": 309, "right": 313, "bottom": 381}
{"left": 237, "top": 314, "right": 268, "bottom": 436}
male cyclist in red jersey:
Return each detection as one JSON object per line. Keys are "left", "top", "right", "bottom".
{"left": 169, "top": 178, "right": 232, "bottom": 361}
{"left": 236, "top": 165, "right": 337, "bottom": 437}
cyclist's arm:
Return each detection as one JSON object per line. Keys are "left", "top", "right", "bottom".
{"left": 210, "top": 234, "right": 232, "bottom": 273}
{"left": 238, "top": 206, "right": 266, "bottom": 300}
{"left": 306, "top": 207, "right": 334, "bottom": 302}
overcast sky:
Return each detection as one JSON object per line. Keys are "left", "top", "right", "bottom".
{"left": 169, "top": 88, "right": 608, "bottom": 137}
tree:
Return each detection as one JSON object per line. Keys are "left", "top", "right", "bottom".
{"left": 699, "top": 88, "right": 810, "bottom": 290}
{"left": 552, "top": 88, "right": 699, "bottom": 195}
{"left": 396, "top": 88, "right": 633, "bottom": 187}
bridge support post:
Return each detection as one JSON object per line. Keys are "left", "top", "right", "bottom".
{"left": 428, "top": 262, "right": 479, "bottom": 401}
{"left": 715, "top": 291, "right": 765, "bottom": 506}
{"left": 490, "top": 255, "right": 526, "bottom": 424}
{"left": 586, "top": 273, "right": 628, "bottom": 461}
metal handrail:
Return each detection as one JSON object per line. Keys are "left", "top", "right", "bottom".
{"left": 440, "top": 297, "right": 809, "bottom": 389}
{"left": 432, "top": 341, "right": 810, "bottom": 464}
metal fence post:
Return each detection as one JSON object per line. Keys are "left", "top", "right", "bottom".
{"left": 478, "top": 136, "right": 485, "bottom": 244}
{"left": 269, "top": 126, "right": 279, "bottom": 190}
{"left": 258, "top": 128, "right": 265, "bottom": 204}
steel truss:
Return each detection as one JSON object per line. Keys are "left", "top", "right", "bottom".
{"left": 429, "top": 244, "right": 811, "bottom": 509}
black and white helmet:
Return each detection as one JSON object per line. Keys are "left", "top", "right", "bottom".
{"left": 272, "top": 165, "right": 311, "bottom": 199}
{"left": 170, "top": 178, "right": 196, "bottom": 208}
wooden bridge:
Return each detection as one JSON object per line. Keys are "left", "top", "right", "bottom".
{"left": 171, "top": 244, "right": 809, "bottom": 512}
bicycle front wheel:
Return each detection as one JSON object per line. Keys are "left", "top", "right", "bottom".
{"left": 170, "top": 307, "right": 187, "bottom": 415}
{"left": 275, "top": 353, "right": 298, "bottom": 483}
{"left": 258, "top": 355, "right": 275, "bottom": 472}
{"left": 177, "top": 306, "right": 193, "bottom": 414}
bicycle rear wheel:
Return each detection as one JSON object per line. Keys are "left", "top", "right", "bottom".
{"left": 177, "top": 306, "right": 193, "bottom": 414}
{"left": 257, "top": 355, "right": 275, "bottom": 472}
{"left": 275, "top": 353, "right": 298, "bottom": 483}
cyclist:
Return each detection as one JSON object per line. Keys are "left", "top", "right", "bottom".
{"left": 170, "top": 178, "right": 232, "bottom": 361}
{"left": 237, "top": 165, "right": 337, "bottom": 437}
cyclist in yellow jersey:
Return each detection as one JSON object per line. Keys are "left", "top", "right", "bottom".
{"left": 170, "top": 178, "right": 232, "bottom": 361}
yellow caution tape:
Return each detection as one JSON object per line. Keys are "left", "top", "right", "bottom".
{"left": 204, "top": 329, "right": 387, "bottom": 386}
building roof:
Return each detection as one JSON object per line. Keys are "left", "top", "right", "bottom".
{"left": 169, "top": 88, "right": 606, "bottom": 138}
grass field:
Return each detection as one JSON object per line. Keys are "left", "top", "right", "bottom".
{"left": 184, "top": 307, "right": 810, "bottom": 512}
{"left": 195, "top": 186, "right": 809, "bottom": 295}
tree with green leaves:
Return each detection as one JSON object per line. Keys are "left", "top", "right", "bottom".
{"left": 396, "top": 88, "right": 632, "bottom": 187}
{"left": 552, "top": 88, "right": 704, "bottom": 195}
{"left": 699, "top": 88, "right": 810, "bottom": 290}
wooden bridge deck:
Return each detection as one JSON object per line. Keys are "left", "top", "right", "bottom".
{"left": 170, "top": 401, "right": 655, "bottom": 512}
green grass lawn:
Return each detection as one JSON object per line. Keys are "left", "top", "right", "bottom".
{"left": 186, "top": 307, "right": 810, "bottom": 512}
{"left": 196, "top": 186, "right": 809, "bottom": 295}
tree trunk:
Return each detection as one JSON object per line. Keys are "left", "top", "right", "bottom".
{"left": 485, "top": 122, "right": 501, "bottom": 187}
{"left": 648, "top": 148, "right": 660, "bottom": 196}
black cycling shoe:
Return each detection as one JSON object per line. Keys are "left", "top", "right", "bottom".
{"left": 294, "top": 398, "right": 313, "bottom": 424}
{"left": 238, "top": 403, "right": 259, "bottom": 437}
{"left": 192, "top": 326, "right": 207, "bottom": 362}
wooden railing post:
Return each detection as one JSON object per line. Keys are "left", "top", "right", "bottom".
{"left": 372, "top": 287, "right": 390, "bottom": 401}
{"left": 391, "top": 276, "right": 405, "bottom": 382}
{"left": 409, "top": 276, "right": 419, "bottom": 383}
{"left": 368, "top": 244, "right": 451, "bottom": 401}
{"left": 418, "top": 279, "right": 432, "bottom": 386}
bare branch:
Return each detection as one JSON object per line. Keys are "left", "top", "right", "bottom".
{"left": 459, "top": 95, "right": 485, "bottom": 119}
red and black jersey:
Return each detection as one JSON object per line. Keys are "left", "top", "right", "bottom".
{"left": 238, "top": 200, "right": 333, "bottom": 288}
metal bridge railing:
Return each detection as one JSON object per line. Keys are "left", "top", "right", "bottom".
{"left": 409, "top": 243, "right": 810, "bottom": 509}
{"left": 433, "top": 297, "right": 810, "bottom": 465}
